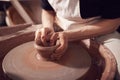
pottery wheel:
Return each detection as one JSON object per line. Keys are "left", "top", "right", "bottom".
{"left": 2, "top": 41, "right": 91, "bottom": 80}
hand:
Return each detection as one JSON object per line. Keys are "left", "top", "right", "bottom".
{"left": 35, "top": 27, "right": 54, "bottom": 47}
{"left": 50, "top": 32, "right": 68, "bottom": 60}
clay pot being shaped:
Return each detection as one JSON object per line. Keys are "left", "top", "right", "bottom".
{"left": 34, "top": 40, "right": 60, "bottom": 61}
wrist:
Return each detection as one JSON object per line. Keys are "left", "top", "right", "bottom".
{"left": 44, "top": 26, "right": 54, "bottom": 31}
{"left": 59, "top": 31, "right": 69, "bottom": 42}
{"left": 62, "top": 30, "right": 79, "bottom": 42}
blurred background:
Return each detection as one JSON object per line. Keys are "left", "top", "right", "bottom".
{"left": 0, "top": 0, "right": 42, "bottom": 27}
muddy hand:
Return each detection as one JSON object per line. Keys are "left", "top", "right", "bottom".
{"left": 35, "top": 29, "right": 42, "bottom": 45}
{"left": 35, "top": 27, "right": 54, "bottom": 47}
{"left": 50, "top": 32, "right": 68, "bottom": 60}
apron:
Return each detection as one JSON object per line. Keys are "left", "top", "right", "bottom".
{"left": 48, "top": 0, "right": 100, "bottom": 30}
{"left": 48, "top": 1, "right": 120, "bottom": 79}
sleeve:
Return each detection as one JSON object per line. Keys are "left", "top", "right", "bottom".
{"left": 101, "top": 0, "right": 120, "bottom": 19}
{"left": 40, "top": 0, "right": 54, "bottom": 11}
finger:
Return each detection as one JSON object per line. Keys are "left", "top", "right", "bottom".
{"left": 35, "top": 29, "right": 42, "bottom": 45}
{"left": 41, "top": 28, "right": 48, "bottom": 46}
{"left": 35, "top": 29, "right": 41, "bottom": 40}
{"left": 46, "top": 32, "right": 53, "bottom": 42}
{"left": 50, "top": 33, "right": 58, "bottom": 46}
{"left": 55, "top": 35, "right": 67, "bottom": 54}
{"left": 53, "top": 37, "right": 67, "bottom": 60}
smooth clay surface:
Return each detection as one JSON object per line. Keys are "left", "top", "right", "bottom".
{"left": 2, "top": 41, "right": 91, "bottom": 80}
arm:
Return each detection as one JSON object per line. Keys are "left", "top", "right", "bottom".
{"left": 63, "top": 18, "right": 120, "bottom": 41}
{"left": 35, "top": 9, "right": 68, "bottom": 60}
{"left": 41, "top": 9, "right": 56, "bottom": 30}
{"left": 35, "top": 9, "right": 56, "bottom": 46}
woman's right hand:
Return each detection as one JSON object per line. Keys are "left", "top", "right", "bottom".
{"left": 35, "top": 27, "right": 54, "bottom": 47}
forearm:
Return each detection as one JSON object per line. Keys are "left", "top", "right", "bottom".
{"left": 41, "top": 9, "right": 56, "bottom": 30}
{"left": 63, "top": 18, "right": 120, "bottom": 41}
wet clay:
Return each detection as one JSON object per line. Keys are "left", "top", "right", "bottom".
{"left": 34, "top": 40, "right": 60, "bottom": 61}
{"left": 2, "top": 41, "right": 91, "bottom": 80}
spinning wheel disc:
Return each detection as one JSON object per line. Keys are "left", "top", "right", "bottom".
{"left": 2, "top": 41, "right": 91, "bottom": 80}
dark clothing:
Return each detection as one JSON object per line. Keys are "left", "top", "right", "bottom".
{"left": 40, "top": 0, "right": 54, "bottom": 11}
{"left": 40, "top": 0, "right": 120, "bottom": 19}
{"left": 40, "top": 0, "right": 120, "bottom": 32}
{"left": 80, "top": 0, "right": 120, "bottom": 19}
{"left": 0, "top": 2, "right": 10, "bottom": 26}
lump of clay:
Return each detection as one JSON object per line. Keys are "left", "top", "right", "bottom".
{"left": 34, "top": 40, "right": 59, "bottom": 61}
